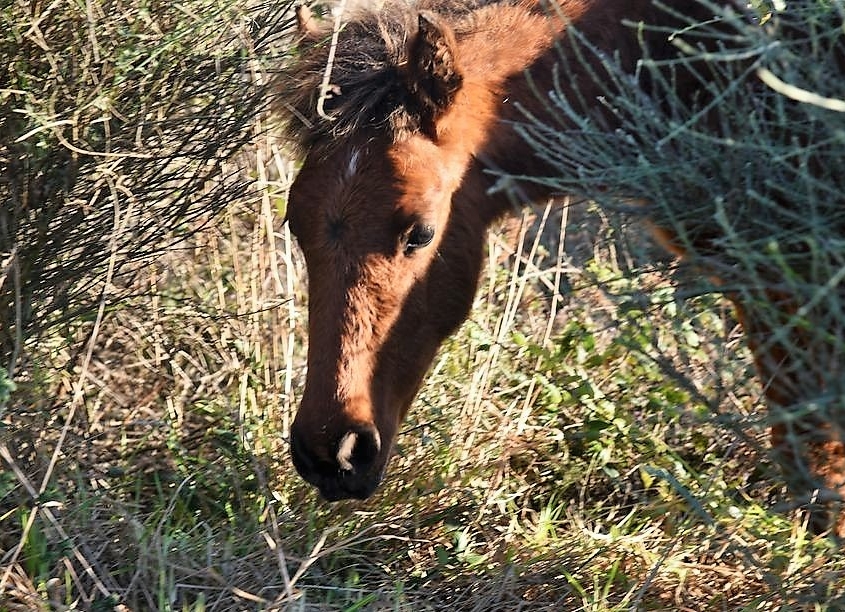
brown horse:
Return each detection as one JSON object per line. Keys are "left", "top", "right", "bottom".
{"left": 278, "top": 0, "right": 845, "bottom": 533}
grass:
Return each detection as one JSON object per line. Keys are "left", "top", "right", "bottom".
{"left": 3, "top": 182, "right": 845, "bottom": 609}
{"left": 2, "top": 1, "right": 845, "bottom": 610}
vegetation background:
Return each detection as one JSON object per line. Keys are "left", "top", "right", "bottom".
{"left": 1, "top": 0, "right": 843, "bottom": 610}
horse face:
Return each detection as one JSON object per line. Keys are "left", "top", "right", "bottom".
{"left": 287, "top": 131, "right": 483, "bottom": 499}
{"left": 285, "top": 10, "right": 487, "bottom": 500}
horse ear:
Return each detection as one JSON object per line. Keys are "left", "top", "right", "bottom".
{"left": 296, "top": 5, "right": 321, "bottom": 40}
{"left": 405, "top": 11, "right": 463, "bottom": 130}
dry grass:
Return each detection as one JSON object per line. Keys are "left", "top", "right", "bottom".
{"left": 3, "top": 1, "right": 845, "bottom": 611}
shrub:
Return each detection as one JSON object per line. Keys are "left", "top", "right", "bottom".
{"left": 0, "top": 0, "right": 287, "bottom": 374}
{"left": 514, "top": 1, "right": 845, "bottom": 493}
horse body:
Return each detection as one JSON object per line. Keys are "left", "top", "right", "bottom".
{"left": 279, "top": 0, "right": 845, "bottom": 533}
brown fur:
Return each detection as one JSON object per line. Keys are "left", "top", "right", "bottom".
{"left": 277, "top": 0, "right": 845, "bottom": 534}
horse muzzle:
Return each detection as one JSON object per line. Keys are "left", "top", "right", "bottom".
{"left": 290, "top": 421, "right": 386, "bottom": 501}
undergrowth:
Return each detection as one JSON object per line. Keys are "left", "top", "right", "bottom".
{"left": 4, "top": 191, "right": 844, "bottom": 609}
{"left": 2, "top": 1, "right": 844, "bottom": 611}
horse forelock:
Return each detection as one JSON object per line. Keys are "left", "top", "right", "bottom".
{"left": 277, "top": 0, "right": 512, "bottom": 158}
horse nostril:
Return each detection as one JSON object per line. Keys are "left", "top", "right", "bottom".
{"left": 336, "top": 424, "right": 381, "bottom": 473}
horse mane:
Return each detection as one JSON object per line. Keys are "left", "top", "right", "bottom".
{"left": 276, "top": 0, "right": 748, "bottom": 158}
{"left": 276, "top": 0, "right": 516, "bottom": 158}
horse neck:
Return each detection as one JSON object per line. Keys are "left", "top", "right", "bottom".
{"left": 449, "top": 0, "right": 686, "bottom": 224}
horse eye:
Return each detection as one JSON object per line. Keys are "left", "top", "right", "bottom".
{"left": 404, "top": 223, "right": 435, "bottom": 254}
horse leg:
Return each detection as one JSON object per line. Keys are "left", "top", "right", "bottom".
{"left": 732, "top": 294, "right": 845, "bottom": 536}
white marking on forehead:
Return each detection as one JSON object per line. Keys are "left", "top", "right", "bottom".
{"left": 346, "top": 148, "right": 361, "bottom": 179}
